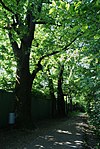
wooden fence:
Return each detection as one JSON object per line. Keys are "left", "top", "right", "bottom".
{"left": 0, "top": 90, "right": 52, "bottom": 128}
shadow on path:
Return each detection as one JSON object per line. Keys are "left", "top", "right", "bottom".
{"left": 25, "top": 113, "right": 85, "bottom": 149}
{"left": 0, "top": 113, "right": 86, "bottom": 149}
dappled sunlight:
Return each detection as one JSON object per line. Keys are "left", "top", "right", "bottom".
{"left": 44, "top": 135, "right": 55, "bottom": 141}
{"left": 54, "top": 141, "right": 65, "bottom": 145}
{"left": 76, "top": 122, "right": 84, "bottom": 126}
{"left": 0, "top": 116, "right": 85, "bottom": 149}
{"left": 75, "top": 121, "right": 85, "bottom": 131}
{"left": 53, "top": 140, "right": 83, "bottom": 148}
{"left": 35, "top": 144, "right": 45, "bottom": 148}
{"left": 75, "top": 121, "right": 93, "bottom": 135}
{"left": 29, "top": 125, "right": 83, "bottom": 149}
{"left": 74, "top": 140, "right": 83, "bottom": 145}
{"left": 54, "top": 141, "right": 72, "bottom": 145}
{"left": 56, "top": 129, "right": 72, "bottom": 135}
{"left": 76, "top": 122, "right": 88, "bottom": 129}
{"left": 76, "top": 132, "right": 81, "bottom": 136}
{"left": 75, "top": 122, "right": 87, "bottom": 137}
{"left": 1, "top": 115, "right": 84, "bottom": 149}
{"left": 38, "top": 135, "right": 55, "bottom": 141}
{"left": 69, "top": 145, "right": 78, "bottom": 148}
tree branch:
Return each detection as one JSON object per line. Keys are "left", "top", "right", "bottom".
{"left": 0, "top": 0, "right": 14, "bottom": 14}
{"left": 0, "top": 1, "right": 19, "bottom": 31}
{"left": 35, "top": 19, "right": 55, "bottom": 25}
{"left": 31, "top": 32, "right": 83, "bottom": 80}
{"left": 8, "top": 31, "right": 21, "bottom": 60}
{"left": 39, "top": 32, "right": 83, "bottom": 63}
{"left": 62, "top": 32, "right": 83, "bottom": 51}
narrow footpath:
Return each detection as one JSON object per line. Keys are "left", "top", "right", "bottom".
{"left": 0, "top": 113, "right": 88, "bottom": 149}
{"left": 27, "top": 113, "right": 84, "bottom": 149}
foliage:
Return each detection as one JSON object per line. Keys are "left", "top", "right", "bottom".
{"left": 0, "top": 28, "right": 16, "bottom": 90}
{"left": 79, "top": 38, "right": 100, "bottom": 136}
{"left": 32, "top": 88, "right": 50, "bottom": 100}
{"left": 0, "top": 0, "right": 100, "bottom": 130}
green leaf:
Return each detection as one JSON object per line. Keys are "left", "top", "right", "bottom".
{"left": 49, "top": 7, "right": 56, "bottom": 14}
{"left": 66, "top": 3, "right": 70, "bottom": 11}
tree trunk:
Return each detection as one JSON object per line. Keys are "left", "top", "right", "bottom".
{"left": 48, "top": 78, "right": 56, "bottom": 118}
{"left": 7, "top": 3, "right": 43, "bottom": 128}
{"left": 69, "top": 96, "right": 73, "bottom": 112}
{"left": 57, "top": 64, "right": 65, "bottom": 117}
{"left": 15, "top": 69, "right": 33, "bottom": 128}
{"left": 14, "top": 52, "right": 43, "bottom": 128}
{"left": 65, "top": 95, "right": 68, "bottom": 115}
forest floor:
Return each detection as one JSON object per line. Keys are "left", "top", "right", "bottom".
{"left": 0, "top": 112, "right": 99, "bottom": 149}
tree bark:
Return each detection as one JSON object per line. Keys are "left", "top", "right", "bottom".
{"left": 57, "top": 64, "right": 65, "bottom": 117}
{"left": 15, "top": 72, "right": 32, "bottom": 127}
{"left": 47, "top": 67, "right": 56, "bottom": 118}
{"left": 14, "top": 48, "right": 32, "bottom": 127}
{"left": 14, "top": 50, "right": 43, "bottom": 128}
{"left": 69, "top": 95, "right": 73, "bottom": 112}
{"left": 48, "top": 78, "right": 56, "bottom": 118}
{"left": 7, "top": 6, "right": 36, "bottom": 127}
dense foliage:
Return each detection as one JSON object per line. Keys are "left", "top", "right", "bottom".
{"left": 0, "top": 0, "right": 100, "bottom": 134}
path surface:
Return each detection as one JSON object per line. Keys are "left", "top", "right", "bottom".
{"left": 0, "top": 113, "right": 85, "bottom": 149}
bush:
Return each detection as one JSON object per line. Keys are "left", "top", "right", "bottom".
{"left": 73, "top": 102, "right": 85, "bottom": 112}
{"left": 89, "top": 100, "right": 100, "bottom": 136}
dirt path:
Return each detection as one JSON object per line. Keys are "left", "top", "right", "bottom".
{"left": 0, "top": 113, "right": 88, "bottom": 149}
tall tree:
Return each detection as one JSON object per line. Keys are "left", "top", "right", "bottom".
{"left": 0, "top": 0, "right": 46, "bottom": 127}
{"left": 47, "top": 66, "right": 57, "bottom": 118}
{"left": 57, "top": 63, "right": 65, "bottom": 117}
{"left": 0, "top": 0, "right": 99, "bottom": 127}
